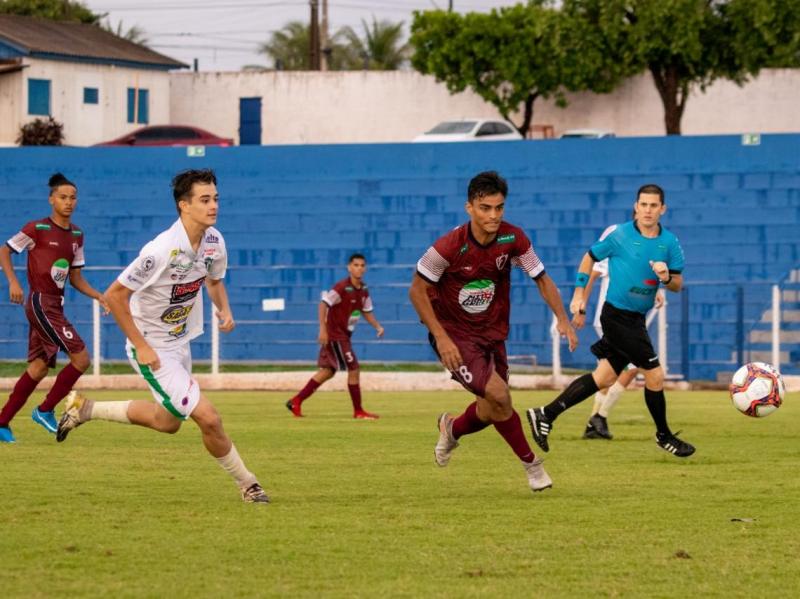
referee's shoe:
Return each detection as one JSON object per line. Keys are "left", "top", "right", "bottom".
{"left": 655, "top": 431, "right": 695, "bottom": 457}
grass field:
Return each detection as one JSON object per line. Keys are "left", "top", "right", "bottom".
{"left": 3, "top": 388, "right": 798, "bottom": 597}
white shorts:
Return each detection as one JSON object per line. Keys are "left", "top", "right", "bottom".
{"left": 126, "top": 342, "right": 200, "bottom": 420}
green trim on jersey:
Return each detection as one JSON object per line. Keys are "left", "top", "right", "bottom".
{"left": 496, "top": 233, "right": 516, "bottom": 244}
{"left": 131, "top": 347, "right": 184, "bottom": 420}
{"left": 71, "top": 230, "right": 82, "bottom": 236}
{"left": 35, "top": 223, "right": 51, "bottom": 230}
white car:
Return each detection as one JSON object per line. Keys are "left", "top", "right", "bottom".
{"left": 560, "top": 128, "right": 616, "bottom": 139}
{"left": 413, "top": 119, "right": 523, "bottom": 142}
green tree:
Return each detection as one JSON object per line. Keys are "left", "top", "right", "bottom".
{"left": 0, "top": 0, "right": 101, "bottom": 24}
{"left": 340, "top": 17, "right": 409, "bottom": 70}
{"left": 410, "top": 4, "right": 630, "bottom": 136}
{"left": 100, "top": 19, "right": 148, "bottom": 46}
{"left": 259, "top": 20, "right": 354, "bottom": 70}
{"left": 565, "top": 0, "right": 800, "bottom": 134}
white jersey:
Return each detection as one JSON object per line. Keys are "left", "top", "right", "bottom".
{"left": 118, "top": 219, "right": 227, "bottom": 349}
{"left": 591, "top": 226, "right": 615, "bottom": 333}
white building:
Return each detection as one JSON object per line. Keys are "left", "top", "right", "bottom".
{"left": 0, "top": 14, "right": 186, "bottom": 147}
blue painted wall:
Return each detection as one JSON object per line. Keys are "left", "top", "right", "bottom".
{"left": 0, "top": 134, "right": 798, "bottom": 380}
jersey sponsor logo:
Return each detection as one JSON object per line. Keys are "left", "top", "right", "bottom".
{"left": 644, "top": 278, "right": 659, "bottom": 286}
{"left": 133, "top": 255, "right": 157, "bottom": 279}
{"left": 348, "top": 309, "right": 362, "bottom": 331}
{"left": 345, "top": 286, "right": 354, "bottom": 292}
{"left": 160, "top": 304, "right": 194, "bottom": 324}
{"left": 35, "top": 223, "right": 51, "bottom": 230}
{"left": 459, "top": 243, "right": 469, "bottom": 255}
{"left": 72, "top": 230, "right": 82, "bottom": 236}
{"left": 169, "top": 249, "right": 195, "bottom": 274}
{"left": 458, "top": 279, "right": 496, "bottom": 313}
{"left": 168, "top": 323, "right": 188, "bottom": 338}
{"left": 49, "top": 241, "right": 58, "bottom": 246}
{"left": 170, "top": 277, "right": 205, "bottom": 304}
{"left": 205, "top": 233, "right": 219, "bottom": 243}
{"left": 496, "top": 253, "right": 508, "bottom": 270}
{"left": 50, "top": 258, "right": 70, "bottom": 289}
{"left": 628, "top": 286, "right": 657, "bottom": 296}
{"left": 496, "top": 233, "right": 516, "bottom": 244}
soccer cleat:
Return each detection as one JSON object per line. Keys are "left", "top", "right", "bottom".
{"left": 354, "top": 410, "right": 379, "bottom": 420}
{"left": 524, "top": 457, "right": 553, "bottom": 492}
{"left": 56, "top": 391, "right": 88, "bottom": 443}
{"left": 588, "top": 413, "right": 613, "bottom": 440}
{"left": 0, "top": 426, "right": 16, "bottom": 443}
{"left": 655, "top": 431, "right": 696, "bottom": 458}
{"left": 526, "top": 407, "right": 552, "bottom": 453}
{"left": 434, "top": 412, "right": 458, "bottom": 467}
{"left": 31, "top": 407, "right": 58, "bottom": 435}
{"left": 582, "top": 422, "right": 599, "bottom": 439}
{"left": 242, "top": 482, "right": 270, "bottom": 504}
{"left": 285, "top": 398, "right": 303, "bottom": 418}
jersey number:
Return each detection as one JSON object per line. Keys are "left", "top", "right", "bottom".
{"left": 457, "top": 365, "right": 473, "bottom": 384}
{"left": 62, "top": 327, "right": 74, "bottom": 340}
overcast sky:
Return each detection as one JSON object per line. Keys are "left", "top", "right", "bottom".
{"left": 86, "top": 0, "right": 519, "bottom": 71}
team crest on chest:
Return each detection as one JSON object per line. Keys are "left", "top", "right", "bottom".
{"left": 496, "top": 253, "right": 508, "bottom": 270}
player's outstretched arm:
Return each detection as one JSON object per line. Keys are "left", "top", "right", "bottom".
{"left": 317, "top": 301, "right": 329, "bottom": 345}
{"left": 105, "top": 280, "right": 160, "bottom": 370}
{"left": 206, "top": 278, "right": 235, "bottom": 333}
{"left": 0, "top": 245, "right": 24, "bottom": 304}
{"left": 362, "top": 311, "right": 384, "bottom": 338}
{"left": 408, "top": 273, "right": 462, "bottom": 371}
{"left": 68, "top": 268, "right": 110, "bottom": 313}
{"left": 534, "top": 273, "right": 578, "bottom": 352}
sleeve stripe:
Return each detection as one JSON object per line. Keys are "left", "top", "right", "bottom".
{"left": 415, "top": 270, "right": 437, "bottom": 285}
{"left": 6, "top": 241, "right": 21, "bottom": 254}
{"left": 513, "top": 247, "right": 545, "bottom": 279}
{"left": 417, "top": 247, "right": 448, "bottom": 283}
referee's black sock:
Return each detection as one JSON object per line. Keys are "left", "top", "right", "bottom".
{"left": 644, "top": 387, "right": 671, "bottom": 435}
{"left": 543, "top": 374, "right": 599, "bottom": 420}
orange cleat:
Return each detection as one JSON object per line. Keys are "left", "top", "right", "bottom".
{"left": 353, "top": 410, "right": 379, "bottom": 420}
{"left": 285, "top": 398, "right": 303, "bottom": 418}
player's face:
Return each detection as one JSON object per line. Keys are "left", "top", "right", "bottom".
{"left": 49, "top": 185, "right": 77, "bottom": 218}
{"left": 348, "top": 258, "right": 367, "bottom": 281}
{"left": 466, "top": 193, "right": 505, "bottom": 235}
{"left": 634, "top": 192, "right": 665, "bottom": 227}
{"left": 180, "top": 182, "right": 219, "bottom": 227}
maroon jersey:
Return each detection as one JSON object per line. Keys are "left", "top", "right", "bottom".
{"left": 7, "top": 217, "right": 85, "bottom": 296}
{"left": 322, "top": 277, "right": 374, "bottom": 341}
{"left": 416, "top": 222, "right": 545, "bottom": 342}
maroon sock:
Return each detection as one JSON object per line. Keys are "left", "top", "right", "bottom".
{"left": 452, "top": 401, "right": 490, "bottom": 439}
{"left": 294, "top": 379, "right": 321, "bottom": 405}
{"left": 348, "top": 384, "right": 363, "bottom": 412}
{"left": 0, "top": 372, "right": 41, "bottom": 426}
{"left": 494, "top": 411, "right": 535, "bottom": 463}
{"left": 39, "top": 363, "right": 84, "bottom": 412}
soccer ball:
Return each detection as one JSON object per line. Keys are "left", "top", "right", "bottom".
{"left": 729, "top": 362, "right": 785, "bottom": 418}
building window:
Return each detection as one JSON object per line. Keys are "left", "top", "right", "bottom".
{"left": 83, "top": 87, "right": 99, "bottom": 104}
{"left": 28, "top": 79, "right": 51, "bottom": 116}
{"left": 126, "top": 88, "right": 149, "bottom": 124}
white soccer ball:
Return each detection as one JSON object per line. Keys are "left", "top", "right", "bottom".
{"left": 729, "top": 362, "right": 785, "bottom": 418}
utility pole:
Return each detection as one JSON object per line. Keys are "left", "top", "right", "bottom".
{"left": 309, "top": 0, "right": 321, "bottom": 70}
{"left": 448, "top": 0, "right": 453, "bottom": 11}
{"left": 320, "top": 0, "right": 329, "bottom": 71}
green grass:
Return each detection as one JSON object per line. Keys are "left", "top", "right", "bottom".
{"left": 2, "top": 389, "right": 798, "bottom": 597}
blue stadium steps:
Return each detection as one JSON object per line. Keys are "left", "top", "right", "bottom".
{"left": 0, "top": 135, "right": 798, "bottom": 380}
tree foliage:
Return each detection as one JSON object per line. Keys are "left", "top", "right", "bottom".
{"left": 339, "top": 17, "right": 409, "bottom": 70}
{"left": 0, "top": 0, "right": 101, "bottom": 24}
{"left": 100, "top": 19, "right": 149, "bottom": 46}
{"left": 17, "top": 117, "right": 64, "bottom": 146}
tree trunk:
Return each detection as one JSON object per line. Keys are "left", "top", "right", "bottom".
{"left": 508, "top": 92, "right": 539, "bottom": 138}
{"left": 649, "top": 64, "right": 686, "bottom": 135}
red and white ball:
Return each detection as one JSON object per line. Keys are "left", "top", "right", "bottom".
{"left": 729, "top": 362, "right": 785, "bottom": 418}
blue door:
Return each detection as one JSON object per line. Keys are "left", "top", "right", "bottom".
{"left": 239, "top": 97, "right": 262, "bottom": 145}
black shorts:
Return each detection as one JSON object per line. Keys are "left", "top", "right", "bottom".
{"left": 591, "top": 302, "right": 659, "bottom": 375}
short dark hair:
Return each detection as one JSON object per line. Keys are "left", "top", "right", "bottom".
{"left": 467, "top": 171, "right": 508, "bottom": 202}
{"left": 171, "top": 169, "right": 217, "bottom": 214}
{"left": 348, "top": 253, "right": 366, "bottom": 264}
{"left": 636, "top": 183, "right": 665, "bottom": 204}
{"left": 49, "top": 172, "right": 76, "bottom": 193}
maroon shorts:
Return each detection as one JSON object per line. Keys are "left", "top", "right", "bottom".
{"left": 25, "top": 292, "right": 86, "bottom": 368}
{"left": 318, "top": 338, "right": 359, "bottom": 372}
{"left": 428, "top": 332, "right": 509, "bottom": 397}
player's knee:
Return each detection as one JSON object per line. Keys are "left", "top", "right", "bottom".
{"left": 644, "top": 367, "right": 664, "bottom": 389}
{"left": 71, "top": 352, "right": 91, "bottom": 372}
{"left": 28, "top": 361, "right": 49, "bottom": 380}
{"left": 163, "top": 419, "right": 182, "bottom": 434}
{"left": 592, "top": 367, "right": 617, "bottom": 389}
{"left": 318, "top": 368, "right": 334, "bottom": 382}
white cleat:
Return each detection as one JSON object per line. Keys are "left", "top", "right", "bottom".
{"left": 56, "top": 391, "right": 89, "bottom": 443}
{"left": 434, "top": 412, "right": 459, "bottom": 467}
{"left": 524, "top": 457, "right": 553, "bottom": 493}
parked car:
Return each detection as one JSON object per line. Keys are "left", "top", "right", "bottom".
{"left": 413, "top": 119, "right": 523, "bottom": 142}
{"left": 560, "top": 129, "right": 616, "bottom": 139}
{"left": 95, "top": 125, "right": 234, "bottom": 147}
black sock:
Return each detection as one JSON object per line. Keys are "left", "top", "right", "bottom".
{"left": 644, "top": 387, "right": 671, "bottom": 435}
{"left": 543, "top": 374, "right": 599, "bottom": 420}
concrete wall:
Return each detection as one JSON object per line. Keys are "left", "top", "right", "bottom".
{"left": 1, "top": 58, "right": 172, "bottom": 146}
{"left": 170, "top": 69, "right": 800, "bottom": 145}
{"left": 0, "top": 70, "right": 22, "bottom": 145}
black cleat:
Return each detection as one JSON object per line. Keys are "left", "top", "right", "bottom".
{"left": 582, "top": 422, "right": 599, "bottom": 439}
{"left": 526, "top": 407, "right": 552, "bottom": 453}
{"left": 655, "top": 431, "right": 695, "bottom": 458}
{"left": 588, "top": 414, "right": 613, "bottom": 440}
{"left": 242, "top": 483, "right": 270, "bottom": 503}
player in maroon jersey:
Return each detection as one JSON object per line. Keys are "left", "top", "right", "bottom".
{"left": 286, "top": 254, "right": 385, "bottom": 419}
{"left": 0, "top": 174, "right": 108, "bottom": 443}
{"left": 409, "top": 171, "right": 578, "bottom": 492}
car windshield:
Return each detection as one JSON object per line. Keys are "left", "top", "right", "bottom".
{"left": 426, "top": 121, "right": 477, "bottom": 134}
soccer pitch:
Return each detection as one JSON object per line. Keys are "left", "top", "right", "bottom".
{"left": 3, "top": 389, "right": 798, "bottom": 597}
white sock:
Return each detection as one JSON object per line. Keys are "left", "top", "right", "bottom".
{"left": 591, "top": 391, "right": 606, "bottom": 415}
{"left": 215, "top": 444, "right": 258, "bottom": 490}
{"left": 90, "top": 400, "right": 131, "bottom": 423}
{"left": 598, "top": 381, "right": 626, "bottom": 418}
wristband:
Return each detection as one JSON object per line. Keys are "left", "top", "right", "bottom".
{"left": 578, "top": 309, "right": 586, "bottom": 315}
{"left": 662, "top": 274, "right": 672, "bottom": 285}
{"left": 576, "top": 272, "right": 589, "bottom": 288}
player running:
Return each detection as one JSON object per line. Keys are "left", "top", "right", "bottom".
{"left": 409, "top": 171, "right": 577, "bottom": 493}
{"left": 56, "top": 169, "right": 270, "bottom": 503}
{"left": 0, "top": 173, "right": 107, "bottom": 443}
{"left": 527, "top": 184, "right": 695, "bottom": 458}
{"left": 286, "top": 254, "right": 384, "bottom": 419}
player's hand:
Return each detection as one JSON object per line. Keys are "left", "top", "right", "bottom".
{"left": 556, "top": 317, "right": 579, "bottom": 352}
{"left": 649, "top": 260, "right": 669, "bottom": 283}
{"left": 318, "top": 330, "right": 329, "bottom": 345}
{"left": 135, "top": 344, "right": 161, "bottom": 371}
{"left": 216, "top": 309, "right": 235, "bottom": 333}
{"left": 654, "top": 291, "right": 665, "bottom": 309}
{"left": 9, "top": 280, "right": 23, "bottom": 304}
{"left": 572, "top": 311, "right": 586, "bottom": 329}
{"left": 375, "top": 326, "right": 385, "bottom": 338}
{"left": 569, "top": 291, "right": 586, "bottom": 329}
{"left": 97, "top": 294, "right": 111, "bottom": 315}
{"left": 434, "top": 333, "right": 462, "bottom": 372}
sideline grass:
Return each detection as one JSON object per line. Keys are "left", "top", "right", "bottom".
{"left": 2, "top": 389, "right": 798, "bottom": 597}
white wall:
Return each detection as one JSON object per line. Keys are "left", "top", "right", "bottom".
{"left": 0, "top": 70, "right": 22, "bottom": 145}
{"left": 2, "top": 58, "right": 172, "bottom": 146}
{"left": 170, "top": 69, "right": 800, "bottom": 144}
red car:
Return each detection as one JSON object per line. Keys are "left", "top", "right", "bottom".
{"left": 95, "top": 125, "right": 234, "bottom": 147}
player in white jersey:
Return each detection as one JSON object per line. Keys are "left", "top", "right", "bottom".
{"left": 56, "top": 169, "right": 269, "bottom": 504}
{"left": 573, "top": 224, "right": 663, "bottom": 440}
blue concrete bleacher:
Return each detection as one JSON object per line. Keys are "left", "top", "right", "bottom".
{"left": 0, "top": 134, "right": 798, "bottom": 380}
